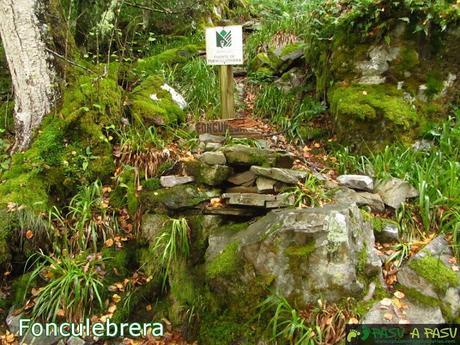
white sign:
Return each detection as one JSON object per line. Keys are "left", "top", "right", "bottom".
{"left": 206, "top": 25, "right": 243, "bottom": 65}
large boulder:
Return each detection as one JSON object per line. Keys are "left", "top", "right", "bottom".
{"left": 205, "top": 203, "right": 381, "bottom": 306}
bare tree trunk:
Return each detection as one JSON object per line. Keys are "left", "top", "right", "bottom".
{"left": 0, "top": 0, "right": 59, "bottom": 151}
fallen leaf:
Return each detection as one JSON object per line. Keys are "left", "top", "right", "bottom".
{"left": 146, "top": 304, "right": 152, "bottom": 311}
{"left": 25, "top": 230, "right": 33, "bottom": 239}
{"left": 56, "top": 309, "right": 65, "bottom": 317}
{"left": 394, "top": 291, "right": 405, "bottom": 299}
{"left": 380, "top": 298, "right": 393, "bottom": 306}
{"left": 112, "top": 294, "right": 122, "bottom": 303}
{"left": 384, "top": 312, "right": 394, "bottom": 321}
{"left": 105, "top": 238, "right": 114, "bottom": 247}
{"left": 452, "top": 265, "right": 459, "bottom": 272}
{"left": 108, "top": 305, "right": 117, "bottom": 313}
{"left": 348, "top": 317, "right": 359, "bottom": 324}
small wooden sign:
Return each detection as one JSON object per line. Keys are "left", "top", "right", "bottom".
{"left": 206, "top": 25, "right": 243, "bottom": 119}
{"left": 195, "top": 118, "right": 268, "bottom": 138}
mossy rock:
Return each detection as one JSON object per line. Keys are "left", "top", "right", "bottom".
{"left": 184, "top": 159, "right": 232, "bottom": 186}
{"left": 135, "top": 45, "right": 200, "bottom": 77}
{"left": 249, "top": 52, "right": 278, "bottom": 75}
{"left": 0, "top": 71, "right": 123, "bottom": 211}
{"left": 129, "top": 75, "right": 185, "bottom": 126}
{"left": 409, "top": 255, "right": 460, "bottom": 294}
{"left": 329, "top": 83, "right": 420, "bottom": 151}
{"left": 141, "top": 184, "right": 220, "bottom": 211}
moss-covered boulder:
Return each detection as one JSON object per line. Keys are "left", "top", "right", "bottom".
{"left": 397, "top": 236, "right": 460, "bottom": 321}
{"left": 0, "top": 70, "right": 123, "bottom": 212}
{"left": 329, "top": 84, "right": 419, "bottom": 150}
{"left": 205, "top": 204, "right": 381, "bottom": 307}
{"left": 129, "top": 75, "right": 186, "bottom": 126}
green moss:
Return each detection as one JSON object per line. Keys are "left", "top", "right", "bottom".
{"left": 110, "top": 167, "right": 138, "bottom": 214}
{"left": 142, "top": 178, "right": 161, "bottom": 191}
{"left": 0, "top": 72, "right": 122, "bottom": 211}
{"left": 11, "top": 272, "right": 35, "bottom": 307}
{"left": 110, "top": 279, "right": 159, "bottom": 324}
{"left": 329, "top": 84, "right": 420, "bottom": 150}
{"left": 0, "top": 211, "right": 11, "bottom": 267}
{"left": 184, "top": 159, "right": 232, "bottom": 186}
{"left": 129, "top": 75, "right": 185, "bottom": 126}
{"left": 409, "top": 256, "right": 460, "bottom": 294}
{"left": 357, "top": 247, "right": 369, "bottom": 275}
{"left": 392, "top": 47, "right": 419, "bottom": 78}
{"left": 425, "top": 71, "right": 444, "bottom": 98}
{"left": 206, "top": 242, "right": 241, "bottom": 279}
{"left": 102, "top": 244, "right": 139, "bottom": 281}
{"left": 285, "top": 242, "right": 316, "bottom": 257}
{"left": 136, "top": 45, "right": 200, "bottom": 76}
{"left": 400, "top": 285, "right": 440, "bottom": 307}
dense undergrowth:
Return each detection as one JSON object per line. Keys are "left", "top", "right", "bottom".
{"left": 0, "top": 1, "right": 459, "bottom": 345}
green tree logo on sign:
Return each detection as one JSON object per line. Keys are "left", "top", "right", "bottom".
{"left": 216, "top": 29, "right": 232, "bottom": 48}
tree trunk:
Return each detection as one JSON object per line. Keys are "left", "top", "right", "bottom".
{"left": 0, "top": 0, "right": 61, "bottom": 151}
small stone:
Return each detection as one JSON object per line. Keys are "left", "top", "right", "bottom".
{"left": 337, "top": 175, "right": 374, "bottom": 192}
{"left": 205, "top": 142, "right": 223, "bottom": 151}
{"left": 160, "top": 175, "right": 194, "bottom": 188}
{"left": 67, "top": 337, "right": 86, "bottom": 345}
{"left": 250, "top": 166, "right": 308, "bottom": 184}
{"left": 199, "top": 133, "right": 226, "bottom": 144}
{"left": 375, "top": 178, "right": 419, "bottom": 209}
{"left": 256, "top": 177, "right": 276, "bottom": 193}
{"left": 375, "top": 223, "right": 399, "bottom": 242}
{"left": 227, "top": 170, "right": 256, "bottom": 186}
{"left": 199, "top": 151, "right": 227, "bottom": 165}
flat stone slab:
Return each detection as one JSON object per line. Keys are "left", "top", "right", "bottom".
{"left": 337, "top": 175, "right": 374, "bottom": 192}
{"left": 227, "top": 170, "right": 256, "bottom": 186}
{"left": 199, "top": 133, "right": 226, "bottom": 144}
{"left": 225, "top": 186, "right": 258, "bottom": 193}
{"left": 250, "top": 166, "right": 308, "bottom": 184}
{"left": 222, "top": 193, "right": 294, "bottom": 208}
{"left": 160, "top": 175, "right": 194, "bottom": 188}
{"left": 199, "top": 151, "right": 227, "bottom": 165}
{"left": 203, "top": 206, "right": 260, "bottom": 217}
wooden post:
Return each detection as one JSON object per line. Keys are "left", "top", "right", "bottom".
{"left": 219, "top": 65, "right": 234, "bottom": 119}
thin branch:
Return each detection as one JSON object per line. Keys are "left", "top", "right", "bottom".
{"left": 45, "top": 48, "right": 96, "bottom": 75}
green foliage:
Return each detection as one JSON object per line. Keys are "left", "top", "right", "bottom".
{"left": 26, "top": 253, "right": 107, "bottom": 322}
{"left": 206, "top": 242, "right": 241, "bottom": 279}
{"left": 331, "top": 111, "right": 460, "bottom": 252}
{"left": 50, "top": 180, "right": 121, "bottom": 254}
{"left": 254, "top": 84, "right": 326, "bottom": 143}
{"left": 287, "top": 175, "right": 331, "bottom": 208}
{"left": 168, "top": 58, "right": 219, "bottom": 119}
{"left": 258, "top": 294, "right": 320, "bottom": 345}
{"left": 149, "top": 217, "right": 191, "bottom": 288}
